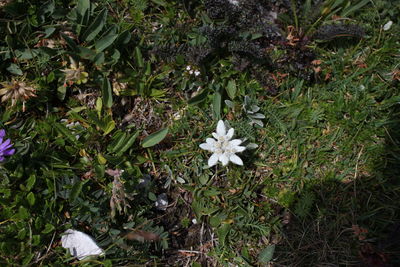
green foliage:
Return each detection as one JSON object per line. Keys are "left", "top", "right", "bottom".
{"left": 0, "top": 0, "right": 399, "bottom": 266}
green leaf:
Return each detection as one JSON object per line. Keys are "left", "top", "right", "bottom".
{"left": 119, "top": 130, "right": 139, "bottom": 153}
{"left": 17, "top": 206, "right": 29, "bottom": 220}
{"left": 22, "top": 253, "right": 34, "bottom": 266}
{"left": 26, "top": 192, "right": 35, "bottom": 206}
{"left": 102, "top": 77, "right": 113, "bottom": 108}
{"left": 141, "top": 128, "right": 168, "bottom": 148}
{"left": 151, "top": 0, "right": 167, "bottom": 7}
{"left": 134, "top": 46, "right": 144, "bottom": 68}
{"left": 44, "top": 27, "right": 55, "bottom": 38}
{"left": 213, "top": 90, "right": 222, "bottom": 119}
{"left": 258, "top": 245, "right": 275, "bottom": 263}
{"left": 77, "top": 46, "right": 96, "bottom": 60}
{"left": 26, "top": 174, "right": 36, "bottom": 191}
{"left": 226, "top": 80, "right": 237, "bottom": 100}
{"left": 95, "top": 34, "right": 118, "bottom": 52}
{"left": 57, "top": 85, "right": 67, "bottom": 101}
{"left": 54, "top": 123, "right": 78, "bottom": 144}
{"left": 116, "top": 30, "right": 131, "bottom": 45}
{"left": 188, "top": 89, "right": 208, "bottom": 105}
{"left": 70, "top": 181, "right": 83, "bottom": 201}
{"left": 110, "top": 132, "right": 127, "bottom": 153}
{"left": 148, "top": 192, "right": 157, "bottom": 201}
{"left": 199, "top": 174, "right": 209, "bottom": 185}
{"left": 103, "top": 119, "right": 115, "bottom": 135}
{"left": 93, "top": 52, "right": 105, "bottom": 65}
{"left": 76, "top": 0, "right": 90, "bottom": 18}
{"left": 95, "top": 97, "right": 102, "bottom": 116}
{"left": 217, "top": 224, "right": 231, "bottom": 246}
{"left": 94, "top": 164, "right": 105, "bottom": 178}
{"left": 60, "top": 33, "right": 79, "bottom": 52}
{"left": 341, "top": 0, "right": 370, "bottom": 17}
{"left": 81, "top": 9, "right": 107, "bottom": 42}
{"left": 6, "top": 63, "right": 22, "bottom": 75}
{"left": 96, "top": 153, "right": 107, "bottom": 164}
{"left": 42, "top": 223, "right": 55, "bottom": 234}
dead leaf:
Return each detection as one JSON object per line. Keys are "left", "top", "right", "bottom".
{"left": 126, "top": 230, "right": 160, "bottom": 242}
{"left": 311, "top": 59, "right": 322, "bottom": 65}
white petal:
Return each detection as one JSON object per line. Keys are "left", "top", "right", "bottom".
{"left": 219, "top": 153, "right": 229, "bottom": 166}
{"left": 229, "top": 154, "right": 243, "bottom": 165}
{"left": 226, "top": 128, "right": 234, "bottom": 140}
{"left": 200, "top": 143, "right": 214, "bottom": 151}
{"left": 212, "top": 132, "right": 219, "bottom": 139}
{"left": 208, "top": 153, "right": 219, "bottom": 167}
{"left": 216, "top": 120, "right": 226, "bottom": 136}
{"left": 232, "top": 145, "right": 246, "bottom": 153}
{"left": 206, "top": 138, "right": 217, "bottom": 145}
{"left": 61, "top": 230, "right": 104, "bottom": 260}
{"left": 229, "top": 139, "right": 242, "bottom": 146}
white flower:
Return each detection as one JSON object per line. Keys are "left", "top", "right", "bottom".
{"left": 194, "top": 70, "right": 201, "bottom": 76}
{"left": 383, "top": 21, "right": 393, "bottom": 31}
{"left": 200, "top": 120, "right": 246, "bottom": 167}
{"left": 61, "top": 229, "right": 104, "bottom": 260}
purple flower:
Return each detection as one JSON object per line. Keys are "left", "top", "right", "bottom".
{"left": 0, "top": 129, "right": 15, "bottom": 162}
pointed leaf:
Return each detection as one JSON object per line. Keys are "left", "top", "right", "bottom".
{"left": 76, "top": 0, "right": 90, "bottom": 17}
{"left": 258, "top": 245, "right": 275, "bottom": 263}
{"left": 81, "top": 9, "right": 107, "bottom": 42}
{"left": 226, "top": 80, "right": 237, "bottom": 100}
{"left": 141, "top": 128, "right": 168, "bottom": 148}
{"left": 213, "top": 90, "right": 222, "bottom": 120}
{"left": 188, "top": 89, "right": 208, "bottom": 105}
{"left": 95, "top": 34, "right": 118, "bottom": 52}
{"left": 134, "top": 47, "right": 144, "bottom": 68}
{"left": 7, "top": 64, "right": 22, "bottom": 75}
{"left": 119, "top": 130, "right": 139, "bottom": 153}
{"left": 27, "top": 192, "right": 35, "bottom": 206}
{"left": 101, "top": 77, "right": 113, "bottom": 108}
{"left": 70, "top": 181, "right": 83, "bottom": 201}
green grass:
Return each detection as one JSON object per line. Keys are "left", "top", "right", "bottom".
{"left": 0, "top": 0, "right": 399, "bottom": 266}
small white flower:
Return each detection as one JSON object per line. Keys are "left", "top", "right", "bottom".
{"left": 383, "top": 21, "right": 393, "bottom": 31}
{"left": 61, "top": 229, "right": 104, "bottom": 260}
{"left": 186, "top": 65, "right": 191, "bottom": 71}
{"left": 200, "top": 120, "right": 246, "bottom": 167}
{"left": 194, "top": 70, "right": 201, "bottom": 76}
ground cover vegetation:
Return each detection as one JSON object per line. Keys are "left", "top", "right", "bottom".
{"left": 0, "top": 0, "right": 399, "bottom": 265}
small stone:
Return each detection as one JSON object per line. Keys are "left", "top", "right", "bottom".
{"left": 383, "top": 21, "right": 393, "bottom": 31}
{"left": 155, "top": 193, "right": 168, "bottom": 211}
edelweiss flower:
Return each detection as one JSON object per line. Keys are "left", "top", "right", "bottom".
{"left": 200, "top": 120, "right": 246, "bottom": 167}
{"left": 0, "top": 129, "right": 15, "bottom": 162}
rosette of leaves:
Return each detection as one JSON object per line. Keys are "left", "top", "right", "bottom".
{"left": 242, "top": 95, "right": 265, "bottom": 127}
{"left": 64, "top": 0, "right": 132, "bottom": 67}
{"left": 225, "top": 95, "right": 265, "bottom": 127}
{"left": 58, "top": 0, "right": 133, "bottom": 105}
